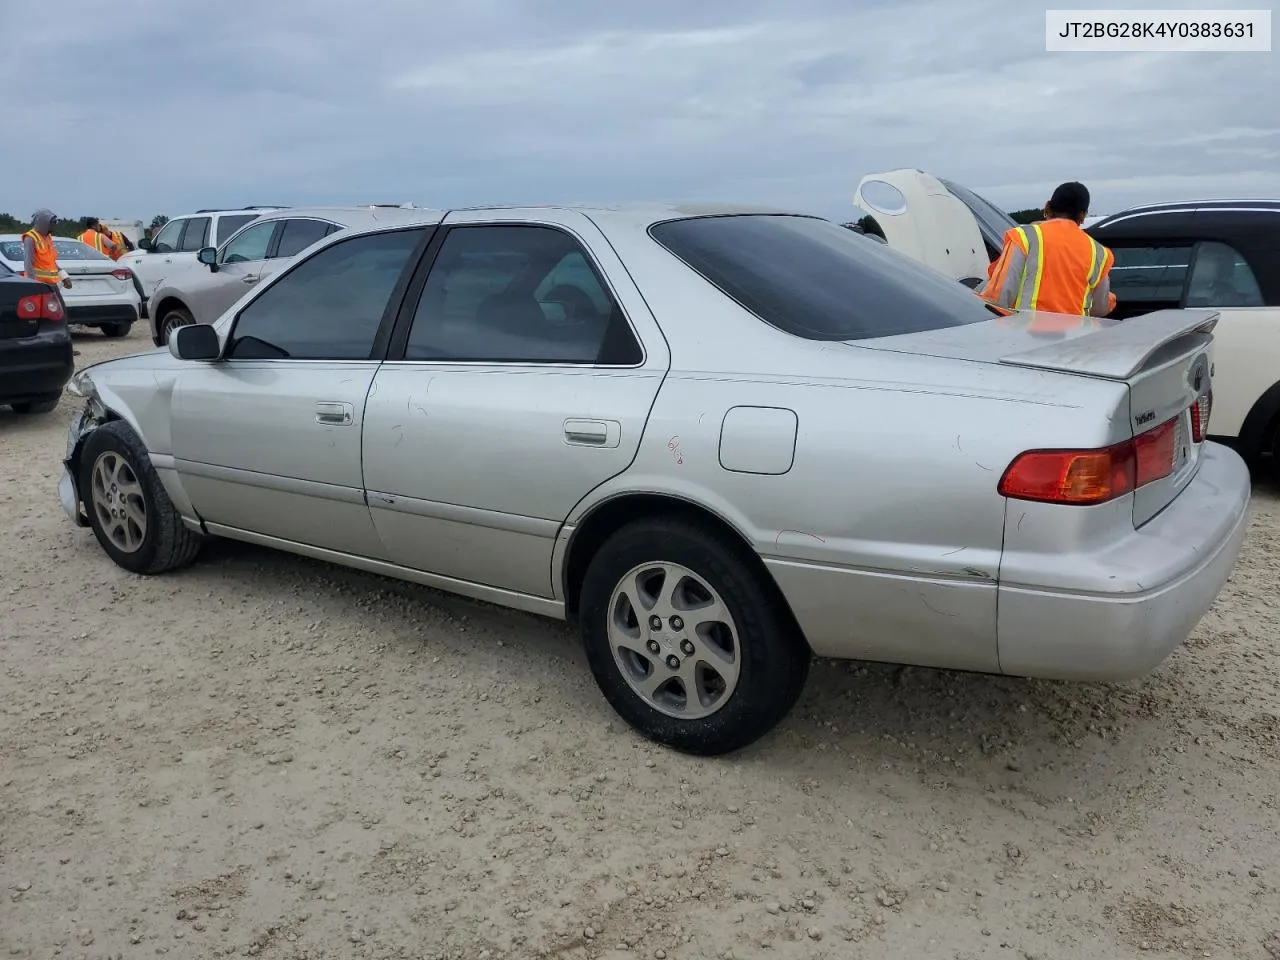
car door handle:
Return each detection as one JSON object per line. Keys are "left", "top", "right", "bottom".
{"left": 315, "top": 401, "right": 354, "bottom": 426}
{"left": 564, "top": 419, "right": 619, "bottom": 447}
{"left": 242, "top": 275, "right": 260, "bottom": 284}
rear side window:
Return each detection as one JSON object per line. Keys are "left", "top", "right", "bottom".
{"left": 649, "top": 214, "right": 994, "bottom": 341}
{"left": 1185, "top": 241, "right": 1264, "bottom": 308}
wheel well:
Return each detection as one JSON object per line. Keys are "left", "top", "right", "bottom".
{"left": 152, "top": 297, "right": 189, "bottom": 322}
{"left": 561, "top": 494, "right": 807, "bottom": 646}
{"left": 1236, "top": 378, "right": 1280, "bottom": 463}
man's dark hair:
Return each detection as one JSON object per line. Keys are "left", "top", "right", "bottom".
{"left": 85, "top": 217, "right": 100, "bottom": 229}
{"left": 1047, "top": 182, "right": 1090, "bottom": 220}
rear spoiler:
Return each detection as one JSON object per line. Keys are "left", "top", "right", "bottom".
{"left": 998, "top": 309, "right": 1219, "bottom": 381}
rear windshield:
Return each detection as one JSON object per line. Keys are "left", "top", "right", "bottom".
{"left": 54, "top": 239, "right": 111, "bottom": 260}
{"left": 649, "top": 214, "right": 994, "bottom": 341}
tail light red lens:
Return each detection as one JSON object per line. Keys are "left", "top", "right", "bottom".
{"left": 16, "top": 292, "right": 65, "bottom": 321}
{"left": 1190, "top": 391, "right": 1212, "bottom": 443}
{"left": 111, "top": 268, "right": 132, "bottom": 281}
{"left": 999, "top": 416, "right": 1179, "bottom": 505}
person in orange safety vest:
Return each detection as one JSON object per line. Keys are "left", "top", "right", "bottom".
{"left": 975, "top": 182, "right": 1116, "bottom": 329}
{"left": 22, "top": 209, "right": 73, "bottom": 289}
{"left": 106, "top": 224, "right": 129, "bottom": 259}
{"left": 78, "top": 218, "right": 120, "bottom": 258}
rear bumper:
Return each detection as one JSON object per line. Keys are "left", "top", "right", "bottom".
{"left": 0, "top": 331, "right": 74, "bottom": 403}
{"left": 66, "top": 303, "right": 138, "bottom": 326}
{"left": 997, "top": 442, "right": 1251, "bottom": 680}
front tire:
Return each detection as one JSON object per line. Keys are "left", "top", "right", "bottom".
{"left": 579, "top": 517, "right": 810, "bottom": 755}
{"left": 101, "top": 322, "right": 131, "bottom": 339}
{"left": 79, "top": 421, "right": 204, "bottom": 574}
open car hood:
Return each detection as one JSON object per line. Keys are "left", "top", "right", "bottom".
{"left": 853, "top": 169, "right": 1017, "bottom": 286}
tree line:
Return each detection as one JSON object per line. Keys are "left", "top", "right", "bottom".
{"left": 0, "top": 213, "right": 170, "bottom": 238}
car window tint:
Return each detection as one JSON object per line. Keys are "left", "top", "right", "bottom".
{"left": 404, "top": 225, "right": 642, "bottom": 364}
{"left": 1109, "top": 245, "right": 1191, "bottom": 302}
{"left": 215, "top": 214, "right": 259, "bottom": 246}
{"left": 54, "top": 240, "right": 110, "bottom": 261}
{"left": 650, "top": 214, "right": 995, "bottom": 341}
{"left": 275, "top": 218, "right": 336, "bottom": 259}
{"left": 221, "top": 222, "right": 276, "bottom": 263}
{"left": 226, "top": 228, "right": 423, "bottom": 361}
{"left": 151, "top": 219, "right": 183, "bottom": 253}
{"left": 1185, "top": 241, "right": 1265, "bottom": 308}
{"left": 178, "top": 217, "right": 211, "bottom": 252}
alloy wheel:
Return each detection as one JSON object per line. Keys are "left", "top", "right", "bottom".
{"left": 607, "top": 562, "right": 741, "bottom": 720}
{"left": 90, "top": 451, "right": 147, "bottom": 553}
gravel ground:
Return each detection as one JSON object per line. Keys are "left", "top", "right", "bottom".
{"left": 3, "top": 331, "right": 1280, "bottom": 960}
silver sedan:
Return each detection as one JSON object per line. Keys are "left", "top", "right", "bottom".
{"left": 58, "top": 204, "right": 1252, "bottom": 755}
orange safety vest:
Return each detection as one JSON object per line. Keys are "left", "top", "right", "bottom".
{"left": 981, "top": 219, "right": 1115, "bottom": 329}
{"left": 79, "top": 228, "right": 109, "bottom": 255}
{"left": 108, "top": 230, "right": 126, "bottom": 259}
{"left": 22, "top": 230, "right": 60, "bottom": 284}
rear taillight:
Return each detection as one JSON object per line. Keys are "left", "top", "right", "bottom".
{"left": 16, "top": 292, "right": 64, "bottom": 321}
{"left": 1190, "top": 391, "right": 1212, "bottom": 443}
{"left": 999, "top": 417, "right": 1178, "bottom": 505}
{"left": 111, "top": 268, "right": 132, "bottom": 281}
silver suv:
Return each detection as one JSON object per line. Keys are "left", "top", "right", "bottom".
{"left": 146, "top": 206, "right": 428, "bottom": 345}
{"left": 118, "top": 207, "right": 286, "bottom": 315}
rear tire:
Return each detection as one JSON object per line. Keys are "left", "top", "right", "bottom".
{"left": 79, "top": 421, "right": 204, "bottom": 574}
{"left": 101, "top": 323, "right": 131, "bottom": 339}
{"left": 160, "top": 307, "right": 194, "bottom": 344}
{"left": 579, "top": 516, "right": 810, "bottom": 755}
{"left": 10, "top": 396, "right": 59, "bottom": 415}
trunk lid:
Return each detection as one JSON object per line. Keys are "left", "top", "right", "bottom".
{"left": 860, "top": 309, "right": 1219, "bottom": 527}
{"left": 853, "top": 169, "right": 993, "bottom": 284}
{"left": 63, "top": 262, "right": 131, "bottom": 297}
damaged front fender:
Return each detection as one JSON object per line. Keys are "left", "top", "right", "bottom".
{"left": 58, "top": 402, "right": 107, "bottom": 527}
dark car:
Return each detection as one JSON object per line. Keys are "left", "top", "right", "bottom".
{"left": 0, "top": 265, "right": 75, "bottom": 414}
{"left": 1087, "top": 201, "right": 1280, "bottom": 473}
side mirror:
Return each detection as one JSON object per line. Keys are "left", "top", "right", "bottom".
{"left": 138, "top": 238, "right": 153, "bottom": 251}
{"left": 168, "top": 323, "right": 221, "bottom": 362}
{"left": 197, "top": 246, "right": 218, "bottom": 270}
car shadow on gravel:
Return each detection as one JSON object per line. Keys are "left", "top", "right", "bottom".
{"left": 177, "top": 536, "right": 1205, "bottom": 801}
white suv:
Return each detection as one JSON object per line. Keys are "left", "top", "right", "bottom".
{"left": 118, "top": 207, "right": 286, "bottom": 312}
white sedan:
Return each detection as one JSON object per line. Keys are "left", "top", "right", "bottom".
{"left": 0, "top": 235, "right": 142, "bottom": 338}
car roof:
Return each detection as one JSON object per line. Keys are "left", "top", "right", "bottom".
{"left": 1092, "top": 199, "right": 1280, "bottom": 229}
{"left": 0, "top": 234, "right": 91, "bottom": 243}
{"left": 234, "top": 203, "right": 811, "bottom": 241}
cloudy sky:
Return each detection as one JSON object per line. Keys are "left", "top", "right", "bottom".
{"left": 4, "top": 0, "right": 1276, "bottom": 223}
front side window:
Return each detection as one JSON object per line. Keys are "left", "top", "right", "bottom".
{"left": 275, "top": 218, "right": 337, "bottom": 259}
{"left": 403, "top": 225, "right": 642, "bottom": 364}
{"left": 150, "top": 219, "right": 184, "bottom": 253}
{"left": 226, "top": 228, "right": 424, "bottom": 360}
{"left": 178, "top": 217, "right": 211, "bottom": 252}
{"left": 1185, "top": 240, "right": 1265, "bottom": 308}
{"left": 650, "top": 213, "right": 995, "bottom": 341}
{"left": 220, "top": 222, "right": 277, "bottom": 264}
{"left": 215, "top": 214, "right": 259, "bottom": 246}
{"left": 1109, "top": 245, "right": 1193, "bottom": 303}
